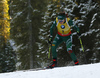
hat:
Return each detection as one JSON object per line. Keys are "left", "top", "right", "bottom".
{"left": 57, "top": 13, "right": 66, "bottom": 20}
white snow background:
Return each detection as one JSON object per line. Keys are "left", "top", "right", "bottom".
{"left": 0, "top": 63, "right": 100, "bottom": 78}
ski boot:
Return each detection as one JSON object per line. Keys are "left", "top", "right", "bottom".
{"left": 74, "top": 60, "right": 79, "bottom": 65}
{"left": 46, "top": 58, "right": 57, "bottom": 69}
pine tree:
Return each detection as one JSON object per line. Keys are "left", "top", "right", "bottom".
{"left": 0, "top": 42, "right": 16, "bottom": 73}
{"left": 10, "top": 0, "right": 47, "bottom": 69}
{"left": 0, "top": 0, "right": 16, "bottom": 73}
{"left": 68, "top": 0, "right": 100, "bottom": 64}
{"left": 0, "top": 0, "right": 10, "bottom": 42}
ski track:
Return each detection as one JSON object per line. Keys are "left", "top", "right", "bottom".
{"left": 0, "top": 63, "right": 100, "bottom": 78}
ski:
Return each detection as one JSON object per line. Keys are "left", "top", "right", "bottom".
{"left": 29, "top": 67, "right": 53, "bottom": 71}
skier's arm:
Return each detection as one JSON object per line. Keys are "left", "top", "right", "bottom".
{"left": 68, "top": 20, "right": 80, "bottom": 32}
{"left": 50, "top": 20, "right": 57, "bottom": 37}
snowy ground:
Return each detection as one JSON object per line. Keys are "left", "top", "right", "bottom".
{"left": 0, "top": 63, "right": 100, "bottom": 78}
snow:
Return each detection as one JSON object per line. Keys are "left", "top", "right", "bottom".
{"left": 0, "top": 63, "right": 100, "bottom": 78}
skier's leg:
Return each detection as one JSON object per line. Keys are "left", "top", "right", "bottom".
{"left": 51, "top": 35, "right": 63, "bottom": 59}
{"left": 47, "top": 35, "right": 63, "bottom": 68}
{"left": 66, "top": 35, "right": 79, "bottom": 65}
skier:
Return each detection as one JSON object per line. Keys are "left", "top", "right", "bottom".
{"left": 47, "top": 12, "right": 81, "bottom": 69}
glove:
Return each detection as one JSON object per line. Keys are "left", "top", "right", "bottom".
{"left": 77, "top": 32, "right": 81, "bottom": 36}
{"left": 77, "top": 31, "right": 81, "bottom": 38}
{"left": 48, "top": 36, "right": 52, "bottom": 44}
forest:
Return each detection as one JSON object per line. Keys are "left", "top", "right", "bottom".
{"left": 0, "top": 0, "right": 100, "bottom": 73}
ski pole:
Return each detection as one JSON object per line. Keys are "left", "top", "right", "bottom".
{"left": 79, "top": 37, "right": 84, "bottom": 52}
{"left": 48, "top": 44, "right": 51, "bottom": 59}
{"left": 78, "top": 37, "right": 87, "bottom": 64}
{"left": 77, "top": 31, "right": 84, "bottom": 52}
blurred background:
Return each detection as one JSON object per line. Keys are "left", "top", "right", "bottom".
{"left": 0, "top": 0, "right": 100, "bottom": 73}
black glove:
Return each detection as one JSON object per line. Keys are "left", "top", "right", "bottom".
{"left": 77, "top": 32, "right": 81, "bottom": 36}
{"left": 48, "top": 36, "right": 52, "bottom": 44}
{"left": 77, "top": 32, "right": 81, "bottom": 38}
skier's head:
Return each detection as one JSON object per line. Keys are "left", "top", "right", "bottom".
{"left": 57, "top": 12, "right": 66, "bottom": 23}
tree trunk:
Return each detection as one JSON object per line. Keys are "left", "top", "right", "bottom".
{"left": 28, "top": 0, "right": 33, "bottom": 69}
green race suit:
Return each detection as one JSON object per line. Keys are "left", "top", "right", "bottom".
{"left": 50, "top": 17, "right": 79, "bottom": 62}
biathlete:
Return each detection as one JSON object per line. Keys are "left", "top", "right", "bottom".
{"left": 47, "top": 12, "right": 80, "bottom": 69}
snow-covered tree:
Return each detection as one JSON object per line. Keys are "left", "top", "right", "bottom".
{"left": 10, "top": 0, "right": 47, "bottom": 69}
